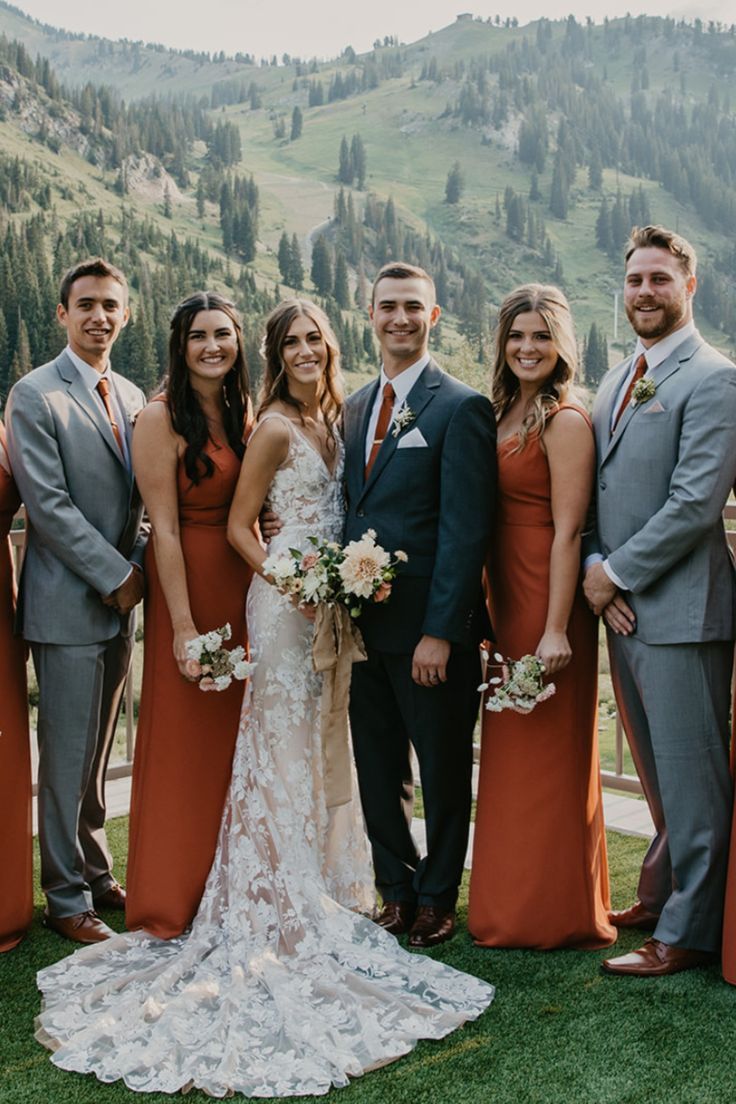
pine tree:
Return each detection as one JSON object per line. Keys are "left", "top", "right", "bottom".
{"left": 445, "top": 161, "right": 464, "bottom": 204}
{"left": 290, "top": 106, "right": 303, "bottom": 141}
{"left": 350, "top": 134, "right": 367, "bottom": 189}
{"left": 337, "top": 137, "right": 353, "bottom": 184}
{"left": 277, "top": 231, "right": 291, "bottom": 284}
{"left": 289, "top": 234, "right": 304, "bottom": 290}
{"left": 333, "top": 250, "right": 350, "bottom": 308}
{"left": 9, "top": 317, "right": 32, "bottom": 387}
{"left": 0, "top": 308, "right": 9, "bottom": 401}
{"left": 310, "top": 236, "right": 332, "bottom": 296}
{"left": 584, "top": 322, "right": 608, "bottom": 386}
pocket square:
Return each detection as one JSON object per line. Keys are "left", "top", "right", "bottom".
{"left": 396, "top": 427, "right": 428, "bottom": 449}
{"left": 641, "top": 400, "right": 666, "bottom": 413}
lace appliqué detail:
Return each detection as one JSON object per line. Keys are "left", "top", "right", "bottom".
{"left": 36, "top": 424, "right": 494, "bottom": 1097}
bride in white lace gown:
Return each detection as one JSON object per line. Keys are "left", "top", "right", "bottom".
{"left": 36, "top": 299, "right": 494, "bottom": 1098}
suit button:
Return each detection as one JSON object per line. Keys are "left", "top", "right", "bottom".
{"left": 357, "top": 509, "right": 365, "bottom": 518}
{"left": 599, "top": 481, "right": 606, "bottom": 491}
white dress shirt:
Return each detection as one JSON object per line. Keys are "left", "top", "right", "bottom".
{"left": 364, "top": 354, "right": 429, "bottom": 465}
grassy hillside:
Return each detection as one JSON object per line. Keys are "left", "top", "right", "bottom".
{"left": 1, "top": 9, "right": 735, "bottom": 392}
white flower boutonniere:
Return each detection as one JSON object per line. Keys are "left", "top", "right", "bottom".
{"left": 631, "top": 378, "right": 656, "bottom": 406}
{"left": 391, "top": 404, "right": 415, "bottom": 437}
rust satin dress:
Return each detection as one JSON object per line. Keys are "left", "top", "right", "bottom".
{"left": 468, "top": 407, "right": 615, "bottom": 950}
{"left": 125, "top": 426, "right": 251, "bottom": 939}
{"left": 0, "top": 422, "right": 32, "bottom": 952}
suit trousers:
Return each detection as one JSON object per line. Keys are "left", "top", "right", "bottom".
{"left": 32, "top": 634, "right": 132, "bottom": 916}
{"left": 349, "top": 647, "right": 481, "bottom": 910}
{"left": 608, "top": 631, "right": 733, "bottom": 951}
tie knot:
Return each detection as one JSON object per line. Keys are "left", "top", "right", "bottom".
{"left": 97, "top": 377, "right": 110, "bottom": 398}
{"left": 383, "top": 382, "right": 395, "bottom": 402}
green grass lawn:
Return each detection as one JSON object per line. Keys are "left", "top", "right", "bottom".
{"left": 2, "top": 823, "right": 736, "bottom": 1104}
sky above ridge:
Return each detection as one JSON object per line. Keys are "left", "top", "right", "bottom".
{"left": 10, "top": 1, "right": 735, "bottom": 61}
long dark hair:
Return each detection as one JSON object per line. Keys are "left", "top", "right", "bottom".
{"left": 258, "top": 299, "right": 343, "bottom": 444}
{"left": 166, "top": 291, "right": 250, "bottom": 484}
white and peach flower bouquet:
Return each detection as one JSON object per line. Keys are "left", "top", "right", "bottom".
{"left": 263, "top": 530, "right": 407, "bottom": 617}
{"left": 479, "top": 649, "right": 556, "bottom": 714}
{"left": 185, "top": 623, "right": 255, "bottom": 692}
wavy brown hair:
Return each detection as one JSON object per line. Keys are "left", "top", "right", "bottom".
{"left": 165, "top": 291, "right": 250, "bottom": 484}
{"left": 258, "top": 299, "right": 344, "bottom": 445}
{"left": 491, "top": 283, "right": 579, "bottom": 451}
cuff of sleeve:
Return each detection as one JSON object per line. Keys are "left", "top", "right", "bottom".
{"left": 602, "top": 559, "right": 627, "bottom": 591}
{"left": 583, "top": 553, "right": 603, "bottom": 572}
{"left": 110, "top": 564, "right": 134, "bottom": 594}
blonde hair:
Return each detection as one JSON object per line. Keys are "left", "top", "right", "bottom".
{"left": 491, "top": 284, "right": 578, "bottom": 451}
{"left": 258, "top": 299, "right": 344, "bottom": 444}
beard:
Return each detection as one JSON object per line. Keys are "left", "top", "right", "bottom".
{"left": 625, "top": 297, "right": 687, "bottom": 341}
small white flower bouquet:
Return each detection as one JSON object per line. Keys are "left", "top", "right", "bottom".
{"left": 479, "top": 649, "right": 556, "bottom": 714}
{"left": 263, "top": 530, "right": 407, "bottom": 617}
{"left": 184, "top": 623, "right": 255, "bottom": 692}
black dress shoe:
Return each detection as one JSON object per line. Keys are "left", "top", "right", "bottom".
{"left": 375, "top": 901, "right": 416, "bottom": 935}
{"left": 408, "top": 906, "right": 456, "bottom": 948}
{"left": 93, "top": 882, "right": 127, "bottom": 910}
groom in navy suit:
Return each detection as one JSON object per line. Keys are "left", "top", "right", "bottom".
{"left": 343, "top": 263, "right": 496, "bottom": 947}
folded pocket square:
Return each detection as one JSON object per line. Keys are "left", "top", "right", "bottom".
{"left": 396, "top": 427, "right": 428, "bottom": 449}
{"left": 641, "top": 400, "right": 666, "bottom": 413}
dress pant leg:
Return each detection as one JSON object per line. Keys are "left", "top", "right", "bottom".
{"left": 80, "top": 632, "right": 132, "bottom": 896}
{"left": 608, "top": 631, "right": 672, "bottom": 913}
{"left": 350, "top": 651, "right": 420, "bottom": 903}
{"left": 612, "top": 633, "right": 733, "bottom": 951}
{"left": 32, "top": 639, "right": 122, "bottom": 917}
{"left": 388, "top": 649, "right": 480, "bottom": 910}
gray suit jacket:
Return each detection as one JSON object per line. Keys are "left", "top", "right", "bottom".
{"left": 343, "top": 359, "right": 496, "bottom": 653}
{"left": 6, "top": 350, "right": 147, "bottom": 645}
{"left": 587, "top": 331, "right": 736, "bottom": 644}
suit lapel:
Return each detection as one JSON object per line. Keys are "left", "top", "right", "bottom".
{"left": 58, "top": 352, "right": 129, "bottom": 471}
{"left": 345, "top": 379, "right": 378, "bottom": 506}
{"left": 358, "top": 360, "right": 441, "bottom": 503}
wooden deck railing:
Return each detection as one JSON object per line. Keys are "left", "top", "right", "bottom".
{"left": 10, "top": 501, "right": 736, "bottom": 798}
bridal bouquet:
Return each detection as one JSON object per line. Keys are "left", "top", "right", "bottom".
{"left": 263, "top": 529, "right": 407, "bottom": 617}
{"left": 479, "top": 649, "right": 556, "bottom": 714}
{"left": 185, "top": 623, "right": 255, "bottom": 692}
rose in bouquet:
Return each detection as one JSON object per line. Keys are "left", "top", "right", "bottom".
{"left": 479, "top": 649, "right": 556, "bottom": 714}
{"left": 184, "top": 623, "right": 255, "bottom": 692}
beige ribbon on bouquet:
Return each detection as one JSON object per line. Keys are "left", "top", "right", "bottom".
{"left": 311, "top": 604, "right": 367, "bottom": 808}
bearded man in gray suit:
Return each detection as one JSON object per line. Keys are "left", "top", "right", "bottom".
{"left": 6, "top": 258, "right": 147, "bottom": 944}
{"left": 583, "top": 225, "right": 736, "bottom": 977}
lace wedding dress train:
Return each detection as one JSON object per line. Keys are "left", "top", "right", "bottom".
{"left": 36, "top": 417, "right": 494, "bottom": 1098}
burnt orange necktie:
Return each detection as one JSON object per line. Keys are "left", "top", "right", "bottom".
{"left": 96, "top": 377, "right": 125, "bottom": 457}
{"left": 365, "top": 381, "right": 395, "bottom": 479}
{"left": 612, "top": 354, "right": 647, "bottom": 432}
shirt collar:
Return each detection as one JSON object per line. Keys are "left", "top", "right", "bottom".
{"left": 379, "top": 354, "right": 430, "bottom": 406}
{"left": 65, "top": 344, "right": 112, "bottom": 391}
{"left": 633, "top": 320, "right": 695, "bottom": 372}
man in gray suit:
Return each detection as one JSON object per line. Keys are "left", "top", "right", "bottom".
{"left": 344, "top": 263, "right": 496, "bottom": 948}
{"left": 583, "top": 225, "right": 736, "bottom": 976}
{"left": 6, "top": 257, "right": 147, "bottom": 943}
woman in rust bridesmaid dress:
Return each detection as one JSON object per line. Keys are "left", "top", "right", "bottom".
{"left": 721, "top": 494, "right": 736, "bottom": 984}
{"left": 468, "top": 285, "right": 615, "bottom": 950}
{"left": 125, "top": 293, "right": 252, "bottom": 939}
{"left": 0, "top": 418, "right": 33, "bottom": 951}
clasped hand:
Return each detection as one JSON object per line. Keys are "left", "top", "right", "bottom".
{"left": 102, "top": 565, "right": 144, "bottom": 615}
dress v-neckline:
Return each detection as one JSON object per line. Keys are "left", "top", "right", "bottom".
{"left": 261, "top": 412, "right": 340, "bottom": 479}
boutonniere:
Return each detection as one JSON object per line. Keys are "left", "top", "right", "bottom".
{"left": 631, "top": 378, "right": 656, "bottom": 406}
{"left": 391, "top": 404, "right": 415, "bottom": 437}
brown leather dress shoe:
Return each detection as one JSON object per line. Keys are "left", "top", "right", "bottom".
{"left": 608, "top": 900, "right": 660, "bottom": 931}
{"left": 407, "top": 906, "right": 456, "bottom": 949}
{"left": 375, "top": 901, "right": 416, "bottom": 935}
{"left": 93, "top": 882, "right": 127, "bottom": 911}
{"left": 43, "top": 910, "right": 115, "bottom": 944}
{"left": 601, "top": 938, "right": 717, "bottom": 977}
